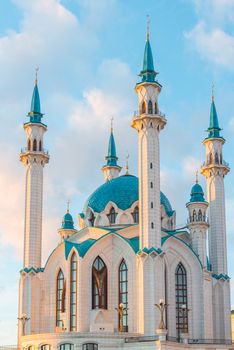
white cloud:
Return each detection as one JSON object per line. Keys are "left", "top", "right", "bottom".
{"left": 185, "top": 21, "right": 234, "bottom": 70}
{"left": 192, "top": 0, "right": 234, "bottom": 23}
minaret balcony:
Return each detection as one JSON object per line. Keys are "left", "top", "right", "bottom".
{"left": 133, "top": 109, "right": 166, "bottom": 120}
{"left": 20, "top": 147, "right": 49, "bottom": 155}
{"left": 187, "top": 215, "right": 209, "bottom": 225}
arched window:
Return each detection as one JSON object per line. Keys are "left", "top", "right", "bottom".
{"left": 151, "top": 202, "right": 153, "bottom": 209}
{"left": 198, "top": 209, "right": 202, "bottom": 221}
{"left": 150, "top": 182, "right": 153, "bottom": 188}
{"left": 60, "top": 344, "right": 73, "bottom": 350}
{"left": 132, "top": 206, "right": 139, "bottom": 223}
{"left": 119, "top": 259, "right": 128, "bottom": 332}
{"left": 41, "top": 345, "right": 51, "bottom": 350}
{"left": 148, "top": 100, "right": 153, "bottom": 114}
{"left": 70, "top": 253, "right": 77, "bottom": 331}
{"left": 209, "top": 153, "right": 213, "bottom": 164}
{"left": 56, "top": 269, "right": 66, "bottom": 328}
{"left": 142, "top": 101, "right": 146, "bottom": 114}
{"left": 39, "top": 140, "right": 42, "bottom": 152}
{"left": 175, "top": 263, "right": 188, "bottom": 336}
{"left": 108, "top": 207, "right": 117, "bottom": 225}
{"left": 89, "top": 211, "right": 95, "bottom": 227}
{"left": 215, "top": 152, "right": 219, "bottom": 164}
{"left": 150, "top": 162, "right": 153, "bottom": 169}
{"left": 33, "top": 139, "right": 37, "bottom": 151}
{"left": 192, "top": 210, "right": 196, "bottom": 222}
{"left": 82, "top": 345, "right": 98, "bottom": 350}
{"left": 154, "top": 102, "right": 158, "bottom": 114}
{"left": 220, "top": 153, "right": 223, "bottom": 164}
{"left": 92, "top": 257, "right": 107, "bottom": 309}
{"left": 27, "top": 139, "right": 31, "bottom": 151}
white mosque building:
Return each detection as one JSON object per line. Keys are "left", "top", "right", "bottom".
{"left": 17, "top": 29, "right": 232, "bottom": 350}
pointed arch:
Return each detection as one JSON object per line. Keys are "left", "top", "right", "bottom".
{"left": 70, "top": 252, "right": 77, "bottom": 331}
{"left": 198, "top": 209, "right": 202, "bottom": 221}
{"left": 92, "top": 256, "right": 107, "bottom": 309}
{"left": 39, "top": 140, "right": 42, "bottom": 152}
{"left": 56, "top": 269, "right": 65, "bottom": 327}
{"left": 119, "top": 259, "right": 128, "bottom": 332}
{"left": 131, "top": 206, "right": 139, "bottom": 223}
{"left": 192, "top": 210, "right": 196, "bottom": 222}
{"left": 27, "top": 139, "right": 31, "bottom": 151}
{"left": 154, "top": 102, "right": 158, "bottom": 114}
{"left": 148, "top": 100, "right": 153, "bottom": 114}
{"left": 33, "top": 139, "right": 37, "bottom": 151}
{"left": 175, "top": 262, "right": 188, "bottom": 336}
{"left": 215, "top": 152, "right": 219, "bottom": 164}
{"left": 142, "top": 101, "right": 146, "bottom": 114}
{"left": 107, "top": 207, "right": 117, "bottom": 224}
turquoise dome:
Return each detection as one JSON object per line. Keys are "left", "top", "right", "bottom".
{"left": 83, "top": 175, "right": 174, "bottom": 217}
{"left": 62, "top": 212, "right": 74, "bottom": 230}
{"left": 190, "top": 183, "right": 205, "bottom": 203}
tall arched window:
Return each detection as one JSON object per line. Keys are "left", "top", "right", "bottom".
{"left": 215, "top": 152, "right": 219, "bottom": 164}
{"left": 92, "top": 257, "right": 107, "bottom": 309}
{"left": 39, "top": 140, "right": 42, "bottom": 151}
{"left": 154, "top": 102, "right": 158, "bottom": 114}
{"left": 27, "top": 139, "right": 31, "bottom": 151}
{"left": 70, "top": 253, "right": 77, "bottom": 331}
{"left": 33, "top": 139, "right": 37, "bottom": 151}
{"left": 192, "top": 210, "right": 196, "bottom": 222}
{"left": 148, "top": 100, "right": 153, "bottom": 114}
{"left": 132, "top": 206, "right": 139, "bottom": 223}
{"left": 108, "top": 207, "right": 117, "bottom": 225}
{"left": 142, "top": 101, "right": 146, "bottom": 114}
{"left": 175, "top": 263, "right": 188, "bottom": 336}
{"left": 198, "top": 209, "right": 202, "bottom": 221}
{"left": 119, "top": 259, "right": 128, "bottom": 332}
{"left": 56, "top": 269, "right": 66, "bottom": 328}
{"left": 209, "top": 153, "right": 213, "bottom": 164}
{"left": 82, "top": 345, "right": 98, "bottom": 350}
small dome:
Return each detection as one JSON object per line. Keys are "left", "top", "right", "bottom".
{"left": 83, "top": 175, "right": 174, "bottom": 217}
{"left": 190, "top": 183, "right": 205, "bottom": 203}
{"left": 62, "top": 212, "right": 74, "bottom": 230}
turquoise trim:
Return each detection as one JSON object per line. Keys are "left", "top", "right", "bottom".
{"left": 138, "top": 247, "right": 163, "bottom": 255}
{"left": 212, "top": 273, "right": 230, "bottom": 281}
{"left": 206, "top": 257, "right": 212, "bottom": 271}
{"left": 207, "top": 100, "right": 222, "bottom": 138}
{"left": 83, "top": 175, "right": 174, "bottom": 217}
{"left": 20, "top": 267, "right": 44, "bottom": 274}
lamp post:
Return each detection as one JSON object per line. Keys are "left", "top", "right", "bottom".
{"left": 18, "top": 314, "right": 30, "bottom": 336}
{"left": 155, "top": 299, "right": 168, "bottom": 341}
{"left": 115, "top": 303, "right": 128, "bottom": 332}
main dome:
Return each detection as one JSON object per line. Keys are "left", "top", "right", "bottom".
{"left": 83, "top": 175, "right": 174, "bottom": 217}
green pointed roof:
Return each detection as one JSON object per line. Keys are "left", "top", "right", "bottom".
{"left": 103, "top": 129, "right": 119, "bottom": 167}
{"left": 28, "top": 80, "right": 43, "bottom": 123}
{"left": 207, "top": 99, "right": 222, "bottom": 138}
{"left": 62, "top": 211, "right": 74, "bottom": 230}
{"left": 139, "top": 36, "right": 157, "bottom": 83}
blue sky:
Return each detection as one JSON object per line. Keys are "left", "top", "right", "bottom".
{"left": 0, "top": 0, "right": 234, "bottom": 344}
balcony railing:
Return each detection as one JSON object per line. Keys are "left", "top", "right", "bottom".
{"left": 20, "top": 147, "right": 49, "bottom": 155}
{"left": 133, "top": 110, "right": 166, "bottom": 119}
{"left": 187, "top": 215, "right": 209, "bottom": 224}
{"left": 202, "top": 160, "right": 229, "bottom": 168}
{"left": 125, "top": 335, "right": 159, "bottom": 343}
{"left": 124, "top": 336, "right": 232, "bottom": 344}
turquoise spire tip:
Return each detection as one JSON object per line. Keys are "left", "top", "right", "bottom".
{"left": 139, "top": 34, "right": 157, "bottom": 83}
{"left": 207, "top": 99, "right": 221, "bottom": 138}
{"left": 105, "top": 128, "right": 118, "bottom": 166}
{"left": 28, "top": 77, "right": 43, "bottom": 124}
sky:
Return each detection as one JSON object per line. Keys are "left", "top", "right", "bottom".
{"left": 0, "top": 0, "right": 234, "bottom": 344}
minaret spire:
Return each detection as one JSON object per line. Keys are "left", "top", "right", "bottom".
{"left": 102, "top": 120, "right": 122, "bottom": 181}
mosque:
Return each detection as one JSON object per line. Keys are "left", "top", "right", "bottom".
{"left": 17, "top": 29, "right": 232, "bottom": 350}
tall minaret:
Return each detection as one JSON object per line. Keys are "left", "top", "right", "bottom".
{"left": 102, "top": 122, "right": 122, "bottom": 182}
{"left": 132, "top": 29, "right": 166, "bottom": 249}
{"left": 201, "top": 95, "right": 229, "bottom": 275}
{"left": 20, "top": 74, "right": 49, "bottom": 269}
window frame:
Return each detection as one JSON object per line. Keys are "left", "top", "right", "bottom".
{"left": 119, "top": 259, "right": 128, "bottom": 332}
{"left": 70, "top": 252, "right": 77, "bottom": 331}
{"left": 175, "top": 262, "right": 188, "bottom": 336}
{"left": 92, "top": 256, "right": 108, "bottom": 309}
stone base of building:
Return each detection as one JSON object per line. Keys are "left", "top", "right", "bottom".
{"left": 18, "top": 332, "right": 234, "bottom": 350}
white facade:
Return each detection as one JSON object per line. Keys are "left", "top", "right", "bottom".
{"left": 17, "top": 34, "right": 232, "bottom": 350}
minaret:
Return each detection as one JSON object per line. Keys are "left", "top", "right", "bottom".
{"left": 201, "top": 95, "right": 229, "bottom": 275}
{"left": 132, "top": 29, "right": 166, "bottom": 249}
{"left": 102, "top": 122, "right": 122, "bottom": 181}
{"left": 186, "top": 175, "right": 209, "bottom": 267}
{"left": 20, "top": 74, "right": 49, "bottom": 269}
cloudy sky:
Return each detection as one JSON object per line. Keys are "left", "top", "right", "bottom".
{"left": 0, "top": 0, "right": 234, "bottom": 344}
